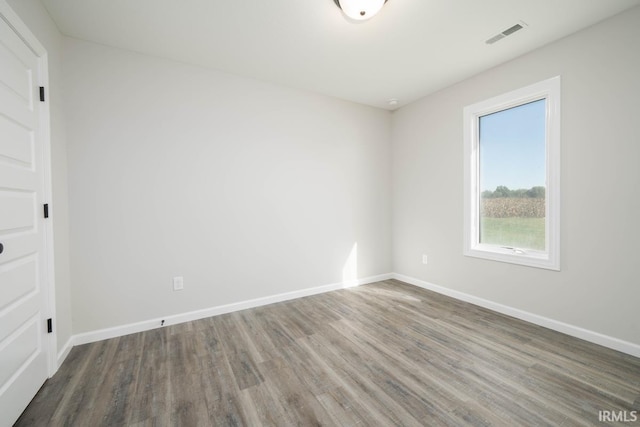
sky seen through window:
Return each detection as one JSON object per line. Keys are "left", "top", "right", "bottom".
{"left": 479, "top": 99, "right": 546, "bottom": 193}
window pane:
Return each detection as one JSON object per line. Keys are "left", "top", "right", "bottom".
{"left": 479, "top": 99, "right": 546, "bottom": 251}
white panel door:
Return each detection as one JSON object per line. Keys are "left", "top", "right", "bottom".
{"left": 0, "top": 11, "right": 50, "bottom": 427}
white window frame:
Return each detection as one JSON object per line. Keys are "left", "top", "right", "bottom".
{"left": 463, "top": 76, "right": 561, "bottom": 270}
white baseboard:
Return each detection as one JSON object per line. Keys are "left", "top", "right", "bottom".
{"left": 63, "top": 271, "right": 640, "bottom": 361}
{"left": 56, "top": 336, "right": 74, "bottom": 370}
{"left": 392, "top": 273, "right": 640, "bottom": 358}
{"left": 73, "top": 273, "right": 392, "bottom": 346}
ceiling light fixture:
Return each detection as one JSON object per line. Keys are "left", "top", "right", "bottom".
{"left": 333, "top": 0, "right": 388, "bottom": 21}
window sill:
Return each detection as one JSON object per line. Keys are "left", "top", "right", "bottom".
{"left": 464, "top": 244, "right": 560, "bottom": 271}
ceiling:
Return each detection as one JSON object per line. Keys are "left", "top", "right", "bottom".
{"left": 40, "top": 0, "right": 640, "bottom": 110}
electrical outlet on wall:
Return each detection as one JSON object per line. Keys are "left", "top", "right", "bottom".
{"left": 173, "top": 276, "right": 184, "bottom": 291}
{"left": 422, "top": 254, "right": 428, "bottom": 265}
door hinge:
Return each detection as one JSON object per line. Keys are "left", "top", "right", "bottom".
{"left": 39, "top": 86, "right": 45, "bottom": 102}
{"left": 44, "top": 203, "right": 49, "bottom": 218}
{"left": 47, "top": 318, "right": 53, "bottom": 333}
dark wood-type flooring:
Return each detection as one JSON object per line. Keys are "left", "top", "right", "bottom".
{"left": 16, "top": 280, "right": 640, "bottom": 426}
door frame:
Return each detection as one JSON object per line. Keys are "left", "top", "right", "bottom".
{"left": 0, "top": 0, "right": 57, "bottom": 377}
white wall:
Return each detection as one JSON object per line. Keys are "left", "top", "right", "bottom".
{"left": 63, "top": 38, "right": 391, "bottom": 333}
{"left": 7, "top": 0, "right": 73, "bottom": 359}
{"left": 392, "top": 7, "right": 640, "bottom": 345}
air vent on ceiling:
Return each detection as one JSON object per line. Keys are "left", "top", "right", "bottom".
{"left": 485, "top": 22, "right": 527, "bottom": 45}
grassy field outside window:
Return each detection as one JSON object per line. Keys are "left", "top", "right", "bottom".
{"left": 480, "top": 196, "right": 545, "bottom": 250}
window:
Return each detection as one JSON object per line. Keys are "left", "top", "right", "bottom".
{"left": 463, "top": 77, "right": 560, "bottom": 270}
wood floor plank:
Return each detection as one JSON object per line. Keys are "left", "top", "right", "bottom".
{"left": 212, "top": 314, "right": 264, "bottom": 391}
{"left": 235, "top": 309, "right": 283, "bottom": 363}
{"left": 72, "top": 338, "right": 122, "bottom": 425}
{"left": 14, "top": 342, "right": 93, "bottom": 426}
{"left": 307, "top": 329, "right": 427, "bottom": 426}
{"left": 126, "top": 329, "right": 169, "bottom": 425}
{"left": 260, "top": 363, "right": 334, "bottom": 426}
{"left": 198, "top": 345, "right": 249, "bottom": 425}
{"left": 15, "top": 279, "right": 640, "bottom": 426}
{"left": 336, "top": 318, "right": 467, "bottom": 406}
{"left": 241, "top": 377, "right": 293, "bottom": 426}
{"left": 295, "top": 336, "right": 410, "bottom": 426}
